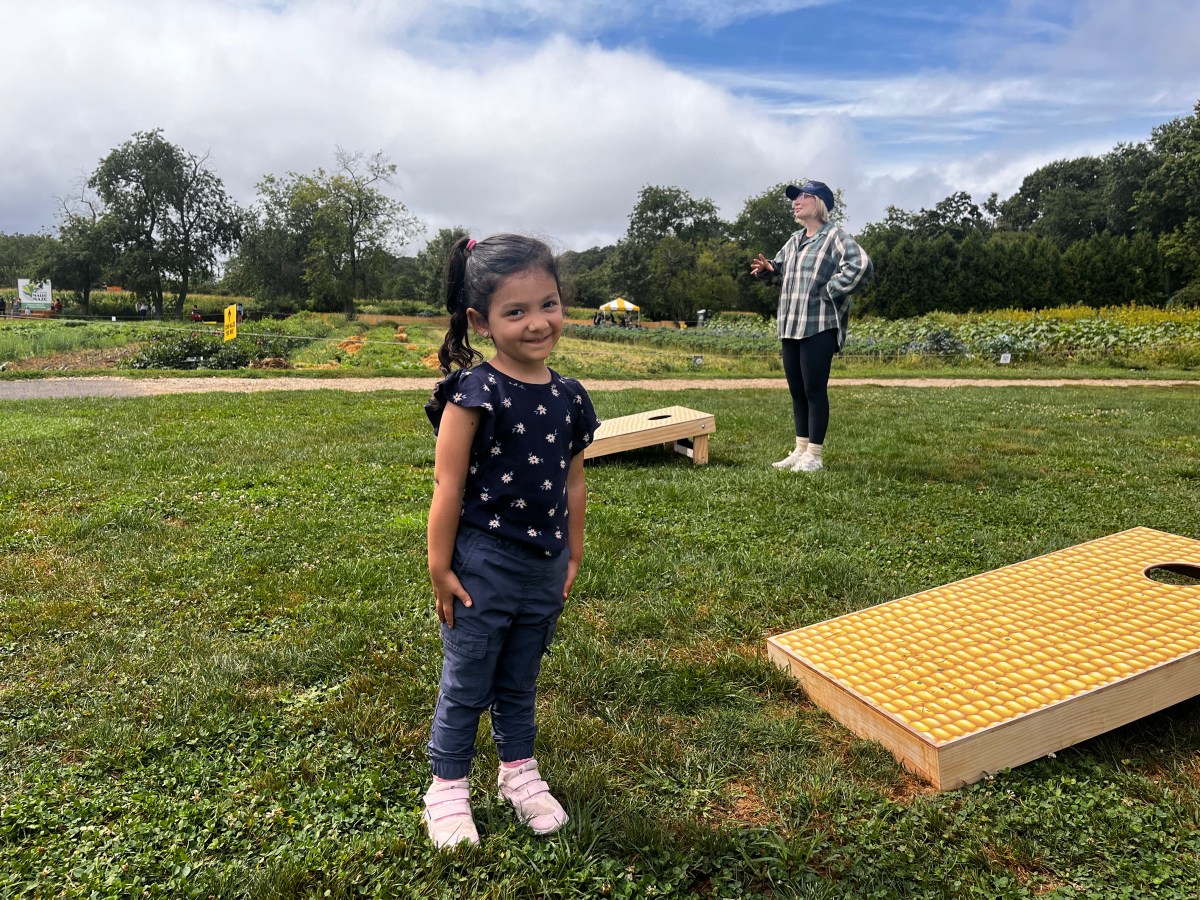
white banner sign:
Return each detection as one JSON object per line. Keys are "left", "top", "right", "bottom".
{"left": 17, "top": 279, "right": 53, "bottom": 310}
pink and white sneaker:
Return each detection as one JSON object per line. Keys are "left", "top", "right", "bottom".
{"left": 497, "top": 760, "right": 569, "bottom": 835}
{"left": 423, "top": 779, "right": 479, "bottom": 849}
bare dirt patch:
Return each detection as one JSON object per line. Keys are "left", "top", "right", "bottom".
{"left": 3, "top": 347, "right": 138, "bottom": 372}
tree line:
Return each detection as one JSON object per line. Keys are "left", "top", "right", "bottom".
{"left": 2, "top": 99, "right": 1198, "bottom": 319}
{"left": 563, "top": 99, "right": 1200, "bottom": 319}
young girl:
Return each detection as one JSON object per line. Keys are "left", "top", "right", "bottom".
{"left": 422, "top": 233, "right": 599, "bottom": 849}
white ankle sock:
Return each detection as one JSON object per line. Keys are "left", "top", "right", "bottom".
{"left": 806, "top": 443, "right": 823, "bottom": 461}
{"left": 794, "top": 437, "right": 809, "bottom": 453}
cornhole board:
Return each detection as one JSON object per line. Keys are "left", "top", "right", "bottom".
{"left": 767, "top": 527, "right": 1200, "bottom": 790}
{"left": 584, "top": 406, "right": 715, "bottom": 465}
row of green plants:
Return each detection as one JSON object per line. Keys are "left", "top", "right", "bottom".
{"left": 123, "top": 314, "right": 345, "bottom": 370}
{"left": 0, "top": 320, "right": 150, "bottom": 365}
{"left": 6, "top": 304, "right": 1200, "bottom": 374}
{"left": 567, "top": 305, "right": 1200, "bottom": 367}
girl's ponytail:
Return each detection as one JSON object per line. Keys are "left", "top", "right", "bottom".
{"left": 436, "top": 237, "right": 484, "bottom": 376}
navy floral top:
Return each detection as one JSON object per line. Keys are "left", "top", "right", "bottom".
{"left": 426, "top": 362, "right": 599, "bottom": 555}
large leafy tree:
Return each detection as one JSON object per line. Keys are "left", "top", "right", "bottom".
{"left": 625, "top": 185, "right": 726, "bottom": 248}
{"left": 0, "top": 232, "right": 56, "bottom": 288}
{"left": 559, "top": 245, "right": 618, "bottom": 312}
{"left": 612, "top": 185, "right": 728, "bottom": 318}
{"left": 89, "top": 129, "right": 242, "bottom": 315}
{"left": 730, "top": 183, "right": 799, "bottom": 257}
{"left": 409, "top": 226, "right": 470, "bottom": 307}
{"left": 42, "top": 198, "right": 117, "bottom": 314}
{"left": 997, "top": 157, "right": 1108, "bottom": 244}
{"left": 237, "top": 150, "right": 423, "bottom": 315}
{"left": 1135, "top": 100, "right": 1200, "bottom": 293}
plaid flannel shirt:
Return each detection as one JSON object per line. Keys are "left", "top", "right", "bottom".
{"left": 767, "top": 223, "right": 872, "bottom": 348}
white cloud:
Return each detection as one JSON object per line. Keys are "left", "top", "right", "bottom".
{"left": 0, "top": 0, "right": 861, "bottom": 248}
{"left": 0, "top": 0, "right": 1197, "bottom": 252}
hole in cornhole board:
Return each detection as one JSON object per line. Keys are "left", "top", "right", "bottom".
{"left": 1144, "top": 563, "right": 1200, "bottom": 586}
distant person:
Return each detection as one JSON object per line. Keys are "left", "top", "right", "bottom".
{"left": 0, "top": 298, "right": 6, "bottom": 317}
{"left": 137, "top": 300, "right": 149, "bottom": 319}
{"left": 11, "top": 297, "right": 21, "bottom": 317}
{"left": 190, "top": 306, "right": 203, "bottom": 322}
{"left": 51, "top": 298, "right": 63, "bottom": 315}
{"left": 236, "top": 302, "right": 245, "bottom": 323}
{"left": 422, "top": 233, "right": 599, "bottom": 849}
{"left": 751, "top": 180, "right": 872, "bottom": 473}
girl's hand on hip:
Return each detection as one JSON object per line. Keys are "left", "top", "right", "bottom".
{"left": 432, "top": 571, "right": 473, "bottom": 628}
{"left": 563, "top": 557, "right": 581, "bottom": 602}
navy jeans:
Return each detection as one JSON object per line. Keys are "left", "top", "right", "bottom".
{"left": 427, "top": 527, "right": 568, "bottom": 780}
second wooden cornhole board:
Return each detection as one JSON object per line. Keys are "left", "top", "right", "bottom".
{"left": 585, "top": 406, "right": 715, "bottom": 465}
{"left": 768, "top": 527, "right": 1200, "bottom": 789}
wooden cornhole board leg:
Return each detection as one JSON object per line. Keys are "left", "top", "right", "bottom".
{"left": 585, "top": 406, "right": 716, "bottom": 465}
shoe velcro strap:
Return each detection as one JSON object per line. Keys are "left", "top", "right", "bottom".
{"left": 504, "top": 770, "right": 550, "bottom": 799}
{"left": 426, "top": 787, "right": 472, "bottom": 819}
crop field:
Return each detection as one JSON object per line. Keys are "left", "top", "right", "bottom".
{"left": 3, "top": 304, "right": 1200, "bottom": 379}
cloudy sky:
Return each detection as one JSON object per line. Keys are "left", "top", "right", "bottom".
{"left": 2, "top": 0, "right": 1198, "bottom": 252}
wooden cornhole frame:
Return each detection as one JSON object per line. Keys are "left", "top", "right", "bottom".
{"left": 584, "top": 406, "right": 715, "bottom": 465}
{"left": 767, "top": 527, "right": 1200, "bottom": 790}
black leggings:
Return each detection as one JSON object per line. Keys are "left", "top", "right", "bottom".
{"left": 780, "top": 330, "right": 839, "bottom": 445}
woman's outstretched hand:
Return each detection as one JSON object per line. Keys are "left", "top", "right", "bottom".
{"left": 750, "top": 254, "right": 775, "bottom": 276}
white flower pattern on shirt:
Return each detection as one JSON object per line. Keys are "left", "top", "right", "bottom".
{"left": 427, "top": 362, "right": 598, "bottom": 554}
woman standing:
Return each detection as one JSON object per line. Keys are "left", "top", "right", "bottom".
{"left": 751, "top": 180, "right": 872, "bottom": 472}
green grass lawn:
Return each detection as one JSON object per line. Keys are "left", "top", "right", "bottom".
{"left": 2, "top": 385, "right": 1199, "bottom": 898}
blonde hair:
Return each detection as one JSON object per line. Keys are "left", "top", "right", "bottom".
{"left": 810, "top": 196, "right": 830, "bottom": 224}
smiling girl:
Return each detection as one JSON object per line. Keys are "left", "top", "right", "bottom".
{"left": 421, "top": 234, "right": 599, "bottom": 848}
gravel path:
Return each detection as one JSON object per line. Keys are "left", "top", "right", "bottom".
{"left": 3, "top": 375, "right": 1198, "bottom": 400}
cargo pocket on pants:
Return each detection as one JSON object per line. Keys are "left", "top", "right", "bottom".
{"left": 440, "top": 625, "right": 492, "bottom": 707}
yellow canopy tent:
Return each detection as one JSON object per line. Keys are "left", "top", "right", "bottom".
{"left": 599, "top": 298, "right": 640, "bottom": 324}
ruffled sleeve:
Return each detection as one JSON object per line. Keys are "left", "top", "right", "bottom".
{"left": 424, "top": 366, "right": 498, "bottom": 435}
{"left": 559, "top": 376, "right": 599, "bottom": 455}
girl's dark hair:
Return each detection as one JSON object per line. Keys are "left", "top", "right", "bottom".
{"left": 436, "top": 233, "right": 561, "bottom": 375}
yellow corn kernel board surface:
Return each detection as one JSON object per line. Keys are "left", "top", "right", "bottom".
{"left": 770, "top": 528, "right": 1200, "bottom": 750}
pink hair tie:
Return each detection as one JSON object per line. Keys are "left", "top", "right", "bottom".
{"left": 466, "top": 239, "right": 477, "bottom": 252}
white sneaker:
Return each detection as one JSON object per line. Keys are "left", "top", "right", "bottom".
{"left": 790, "top": 452, "right": 823, "bottom": 472}
{"left": 423, "top": 779, "right": 479, "bottom": 849}
{"left": 497, "top": 760, "right": 569, "bottom": 835}
{"left": 772, "top": 447, "right": 807, "bottom": 469}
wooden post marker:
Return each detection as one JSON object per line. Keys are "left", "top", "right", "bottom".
{"left": 768, "top": 527, "right": 1200, "bottom": 789}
